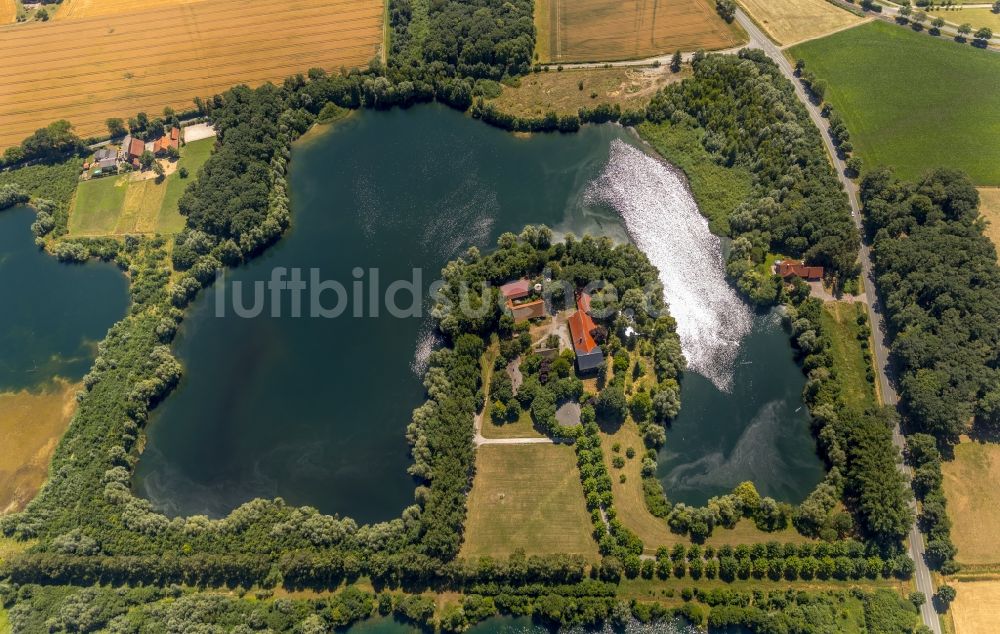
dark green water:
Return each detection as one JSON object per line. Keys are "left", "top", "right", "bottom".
{"left": 0, "top": 206, "right": 128, "bottom": 391}
{"left": 132, "top": 104, "right": 824, "bottom": 522}
{"left": 132, "top": 105, "right": 630, "bottom": 521}
{"left": 656, "top": 310, "right": 826, "bottom": 506}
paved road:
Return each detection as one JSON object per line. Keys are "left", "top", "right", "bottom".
{"left": 733, "top": 10, "right": 941, "bottom": 632}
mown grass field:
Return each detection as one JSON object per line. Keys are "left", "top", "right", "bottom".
{"left": 788, "top": 20, "right": 1000, "bottom": 185}
{"left": 68, "top": 137, "right": 213, "bottom": 236}
{"left": 539, "top": 0, "right": 745, "bottom": 63}
{"left": 0, "top": 380, "right": 78, "bottom": 514}
{"left": 979, "top": 187, "right": 1000, "bottom": 250}
{"left": 942, "top": 441, "right": 1000, "bottom": 566}
{"left": 0, "top": 0, "right": 383, "bottom": 149}
{"left": 490, "top": 67, "right": 685, "bottom": 119}
{"left": 737, "top": 0, "right": 864, "bottom": 45}
{"left": 821, "top": 301, "right": 876, "bottom": 411}
{"left": 461, "top": 444, "right": 598, "bottom": 558}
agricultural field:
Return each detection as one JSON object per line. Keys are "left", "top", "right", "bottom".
{"left": 0, "top": 0, "right": 383, "bottom": 149}
{"left": 929, "top": 7, "right": 1000, "bottom": 31}
{"left": 461, "top": 444, "right": 599, "bottom": 558}
{"left": 489, "top": 67, "right": 685, "bottom": 119}
{"left": 979, "top": 187, "right": 1000, "bottom": 249}
{"left": 0, "top": 380, "right": 78, "bottom": 514}
{"left": 54, "top": 0, "right": 207, "bottom": 20}
{"left": 788, "top": 21, "right": 1000, "bottom": 185}
{"left": 736, "top": 0, "right": 865, "bottom": 45}
{"left": 68, "top": 137, "right": 214, "bottom": 236}
{"left": 941, "top": 440, "right": 1000, "bottom": 566}
{"left": 820, "top": 301, "right": 876, "bottom": 411}
{"left": 536, "top": 0, "right": 746, "bottom": 63}
{"left": 948, "top": 579, "right": 1000, "bottom": 634}
{"left": 0, "top": 0, "right": 16, "bottom": 24}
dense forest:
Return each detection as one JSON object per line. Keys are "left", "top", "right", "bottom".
{"left": 863, "top": 168, "right": 1000, "bottom": 445}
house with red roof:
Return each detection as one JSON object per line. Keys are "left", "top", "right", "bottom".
{"left": 776, "top": 259, "right": 824, "bottom": 281}
{"left": 501, "top": 278, "right": 545, "bottom": 323}
{"left": 121, "top": 134, "right": 145, "bottom": 161}
{"left": 567, "top": 292, "right": 604, "bottom": 372}
{"left": 152, "top": 127, "right": 181, "bottom": 156}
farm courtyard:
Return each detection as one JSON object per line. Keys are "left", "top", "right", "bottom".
{"left": 0, "top": 0, "right": 384, "bottom": 149}
{"left": 535, "top": 0, "right": 746, "bottom": 63}
{"left": 788, "top": 21, "right": 1000, "bottom": 186}
{"left": 68, "top": 136, "right": 214, "bottom": 236}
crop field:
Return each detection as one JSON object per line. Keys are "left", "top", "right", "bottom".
{"left": 736, "top": 0, "right": 864, "bottom": 45}
{"left": 788, "top": 21, "right": 1000, "bottom": 185}
{"left": 461, "top": 444, "right": 599, "bottom": 558}
{"left": 537, "top": 0, "right": 746, "bottom": 63}
{"left": 949, "top": 580, "right": 1000, "bottom": 634}
{"left": 0, "top": 0, "right": 16, "bottom": 24}
{"left": 979, "top": 188, "right": 1000, "bottom": 250}
{"left": 942, "top": 441, "right": 1000, "bottom": 566}
{"left": 68, "top": 137, "right": 214, "bottom": 236}
{"left": 0, "top": 0, "right": 383, "bottom": 150}
{"left": 54, "top": 0, "right": 207, "bottom": 20}
{"left": 0, "top": 380, "right": 78, "bottom": 514}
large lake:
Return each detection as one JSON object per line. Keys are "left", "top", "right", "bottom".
{"left": 132, "top": 105, "right": 823, "bottom": 521}
{"left": 0, "top": 206, "right": 128, "bottom": 392}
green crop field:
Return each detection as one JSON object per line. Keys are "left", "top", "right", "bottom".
{"left": 789, "top": 21, "right": 1000, "bottom": 185}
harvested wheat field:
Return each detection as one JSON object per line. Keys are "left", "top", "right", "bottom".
{"left": 950, "top": 579, "right": 1000, "bottom": 634}
{"left": 0, "top": 0, "right": 17, "bottom": 24}
{"left": 737, "top": 0, "right": 864, "bottom": 46}
{"left": 538, "top": 0, "right": 745, "bottom": 63}
{"left": 0, "top": 380, "right": 78, "bottom": 514}
{"left": 0, "top": 0, "right": 383, "bottom": 149}
{"left": 54, "top": 0, "right": 208, "bottom": 20}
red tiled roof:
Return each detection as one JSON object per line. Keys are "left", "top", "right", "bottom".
{"left": 500, "top": 279, "right": 532, "bottom": 299}
{"left": 568, "top": 308, "right": 599, "bottom": 355}
{"left": 170, "top": 127, "right": 180, "bottom": 141}
{"left": 127, "top": 138, "right": 145, "bottom": 157}
{"left": 577, "top": 292, "right": 592, "bottom": 315}
{"left": 777, "top": 260, "right": 823, "bottom": 280}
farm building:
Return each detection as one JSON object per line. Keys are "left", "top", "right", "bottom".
{"left": 121, "top": 135, "right": 145, "bottom": 160}
{"left": 93, "top": 148, "right": 115, "bottom": 162}
{"left": 567, "top": 292, "right": 604, "bottom": 372}
{"left": 776, "top": 259, "right": 824, "bottom": 281}
{"left": 501, "top": 278, "right": 546, "bottom": 323}
{"left": 152, "top": 128, "right": 181, "bottom": 155}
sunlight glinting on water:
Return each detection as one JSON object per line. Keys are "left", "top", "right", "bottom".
{"left": 586, "top": 139, "right": 752, "bottom": 392}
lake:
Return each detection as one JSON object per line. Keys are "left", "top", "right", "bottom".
{"left": 132, "top": 104, "right": 824, "bottom": 522}
{"left": 0, "top": 206, "right": 128, "bottom": 392}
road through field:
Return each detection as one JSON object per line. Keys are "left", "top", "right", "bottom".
{"left": 733, "top": 12, "right": 941, "bottom": 632}
{"left": 0, "top": 0, "right": 383, "bottom": 149}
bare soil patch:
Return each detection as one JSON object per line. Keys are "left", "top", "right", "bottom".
{"left": 0, "top": 380, "right": 79, "bottom": 514}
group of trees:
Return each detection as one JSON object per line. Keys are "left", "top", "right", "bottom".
{"left": 647, "top": 51, "right": 859, "bottom": 299}
{"left": 862, "top": 168, "right": 1000, "bottom": 444}
{"left": 0, "top": 119, "right": 84, "bottom": 168}
{"left": 906, "top": 434, "right": 958, "bottom": 572}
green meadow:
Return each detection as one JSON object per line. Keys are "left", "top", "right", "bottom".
{"left": 789, "top": 21, "right": 1000, "bottom": 185}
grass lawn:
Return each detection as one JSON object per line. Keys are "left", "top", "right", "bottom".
{"left": 461, "top": 444, "right": 598, "bottom": 559}
{"left": 821, "top": 301, "right": 877, "bottom": 411}
{"left": 158, "top": 137, "right": 214, "bottom": 232}
{"left": 942, "top": 440, "right": 1000, "bottom": 566}
{"left": 637, "top": 121, "right": 753, "bottom": 235}
{"left": 979, "top": 187, "right": 1000, "bottom": 250}
{"left": 67, "top": 175, "right": 128, "bottom": 236}
{"left": 929, "top": 8, "right": 1000, "bottom": 31}
{"left": 788, "top": 20, "right": 1000, "bottom": 185}
{"left": 488, "top": 67, "right": 686, "bottom": 119}
{"left": 482, "top": 408, "right": 545, "bottom": 439}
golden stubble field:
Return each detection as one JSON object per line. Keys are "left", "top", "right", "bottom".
{"left": 978, "top": 187, "right": 1000, "bottom": 250}
{"left": 736, "top": 0, "right": 864, "bottom": 46}
{"left": 537, "top": 0, "right": 745, "bottom": 63}
{"left": 0, "top": 0, "right": 383, "bottom": 149}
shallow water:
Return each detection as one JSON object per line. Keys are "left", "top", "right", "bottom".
{"left": 0, "top": 206, "right": 128, "bottom": 392}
